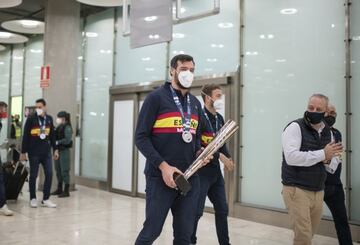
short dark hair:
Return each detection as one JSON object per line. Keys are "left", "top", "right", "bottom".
{"left": 0, "top": 101, "right": 8, "bottom": 108}
{"left": 201, "top": 84, "right": 221, "bottom": 101}
{"left": 36, "top": 98, "right": 46, "bottom": 106}
{"left": 170, "top": 54, "right": 195, "bottom": 69}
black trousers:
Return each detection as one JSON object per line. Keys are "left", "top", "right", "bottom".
{"left": 324, "top": 184, "right": 353, "bottom": 245}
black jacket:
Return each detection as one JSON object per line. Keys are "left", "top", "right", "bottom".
{"left": 21, "top": 114, "right": 57, "bottom": 156}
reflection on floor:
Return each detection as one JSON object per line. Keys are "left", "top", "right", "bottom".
{"left": 0, "top": 185, "right": 357, "bottom": 245}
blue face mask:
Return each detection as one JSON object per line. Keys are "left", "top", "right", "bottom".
{"left": 305, "top": 111, "right": 325, "bottom": 124}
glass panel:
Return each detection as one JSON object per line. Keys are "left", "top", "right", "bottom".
{"left": 240, "top": 0, "right": 345, "bottom": 211}
{"left": 112, "top": 100, "right": 134, "bottom": 192}
{"left": 24, "top": 36, "right": 43, "bottom": 107}
{"left": 115, "top": 7, "right": 167, "bottom": 85}
{"left": 11, "top": 44, "right": 24, "bottom": 96}
{"left": 81, "top": 9, "right": 114, "bottom": 180}
{"left": 0, "top": 48, "right": 11, "bottom": 156}
{"left": 10, "top": 96, "right": 23, "bottom": 120}
{"left": 170, "top": 0, "right": 239, "bottom": 76}
{"left": 350, "top": 0, "right": 360, "bottom": 222}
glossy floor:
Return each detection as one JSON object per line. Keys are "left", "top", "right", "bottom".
{"left": 0, "top": 185, "right": 357, "bottom": 245}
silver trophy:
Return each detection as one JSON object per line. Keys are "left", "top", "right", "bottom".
{"left": 173, "top": 120, "right": 239, "bottom": 195}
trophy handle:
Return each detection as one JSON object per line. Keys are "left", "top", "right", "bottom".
{"left": 173, "top": 172, "right": 192, "bottom": 196}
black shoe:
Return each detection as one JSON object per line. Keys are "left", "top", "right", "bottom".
{"left": 59, "top": 184, "right": 70, "bottom": 198}
{"left": 51, "top": 189, "right": 62, "bottom": 195}
{"left": 51, "top": 183, "right": 63, "bottom": 195}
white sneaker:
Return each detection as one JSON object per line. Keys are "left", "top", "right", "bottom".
{"left": 0, "top": 204, "right": 14, "bottom": 216}
{"left": 30, "top": 199, "right": 38, "bottom": 208}
{"left": 41, "top": 199, "right": 57, "bottom": 208}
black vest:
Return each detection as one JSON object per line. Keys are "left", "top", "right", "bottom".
{"left": 282, "top": 118, "right": 331, "bottom": 191}
{"left": 56, "top": 124, "right": 73, "bottom": 150}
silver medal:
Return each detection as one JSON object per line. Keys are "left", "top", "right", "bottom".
{"left": 40, "top": 133, "right": 46, "bottom": 140}
{"left": 182, "top": 131, "right": 192, "bottom": 143}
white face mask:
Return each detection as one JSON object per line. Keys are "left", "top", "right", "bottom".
{"left": 177, "top": 70, "right": 194, "bottom": 88}
{"left": 213, "top": 99, "right": 225, "bottom": 111}
{"left": 36, "top": 108, "right": 44, "bottom": 116}
{"left": 56, "top": 118, "right": 63, "bottom": 125}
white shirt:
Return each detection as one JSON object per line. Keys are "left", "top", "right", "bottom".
{"left": 282, "top": 122, "right": 339, "bottom": 170}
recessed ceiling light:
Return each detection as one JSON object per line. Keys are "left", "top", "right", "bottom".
{"left": 85, "top": 32, "right": 98, "bottom": 38}
{"left": 78, "top": 56, "right": 83, "bottom": 60}
{"left": 259, "top": 34, "right": 266, "bottom": 39}
{"left": 218, "top": 22, "right": 234, "bottom": 29}
{"left": 2, "top": 19, "right": 44, "bottom": 34}
{"left": 206, "top": 58, "right": 217, "bottom": 62}
{"left": 13, "top": 56, "right": 23, "bottom": 60}
{"left": 144, "top": 16, "right": 158, "bottom": 22}
{"left": 172, "top": 33, "right": 185, "bottom": 39}
{"left": 276, "top": 59, "right": 287, "bottom": 63}
{"left": 100, "top": 49, "right": 112, "bottom": 54}
{"left": 331, "top": 24, "right": 335, "bottom": 28}
{"left": 264, "top": 69, "right": 273, "bottom": 73}
{"left": 30, "top": 49, "right": 42, "bottom": 53}
{"left": 172, "top": 7, "right": 186, "bottom": 14}
{"left": 173, "top": 50, "right": 185, "bottom": 55}
{"left": 353, "top": 36, "right": 360, "bottom": 41}
{"left": 204, "top": 68, "right": 213, "bottom": 71}
{"left": 259, "top": 34, "right": 275, "bottom": 39}
{"left": 280, "top": 8, "right": 298, "bottom": 15}
{"left": 141, "top": 57, "right": 151, "bottom": 61}
{"left": 149, "top": 34, "right": 160, "bottom": 39}
{"left": 267, "top": 34, "right": 274, "bottom": 39}
{"left": 0, "top": 0, "right": 22, "bottom": 8}
{"left": 245, "top": 51, "right": 258, "bottom": 56}
{"left": 0, "top": 61, "right": 5, "bottom": 65}
{"left": 20, "top": 20, "right": 39, "bottom": 28}
{"left": 0, "top": 32, "right": 12, "bottom": 39}
{"left": 211, "top": 44, "right": 224, "bottom": 48}
{"left": 145, "top": 67, "right": 155, "bottom": 72}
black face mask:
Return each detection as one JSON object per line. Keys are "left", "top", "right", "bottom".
{"left": 305, "top": 111, "right": 325, "bottom": 124}
{"left": 324, "top": 116, "right": 336, "bottom": 127}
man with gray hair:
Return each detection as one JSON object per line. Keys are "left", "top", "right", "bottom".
{"left": 281, "top": 94, "right": 343, "bottom": 245}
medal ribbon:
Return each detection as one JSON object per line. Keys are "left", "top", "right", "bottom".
{"left": 169, "top": 85, "right": 192, "bottom": 133}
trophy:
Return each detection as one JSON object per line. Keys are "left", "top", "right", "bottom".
{"left": 173, "top": 120, "right": 239, "bottom": 195}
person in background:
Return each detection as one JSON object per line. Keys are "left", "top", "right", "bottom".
{"left": 10, "top": 114, "right": 21, "bottom": 140}
{"left": 281, "top": 94, "right": 343, "bottom": 245}
{"left": 190, "top": 84, "right": 234, "bottom": 245}
{"left": 323, "top": 104, "right": 353, "bottom": 245}
{"left": 10, "top": 114, "right": 21, "bottom": 162}
{"left": 20, "top": 99, "right": 58, "bottom": 208}
{"left": 51, "top": 111, "right": 73, "bottom": 198}
{"left": 0, "top": 101, "right": 14, "bottom": 216}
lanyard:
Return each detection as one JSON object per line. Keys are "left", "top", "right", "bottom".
{"left": 38, "top": 116, "right": 47, "bottom": 131}
{"left": 203, "top": 109, "right": 219, "bottom": 135}
{"left": 169, "top": 85, "right": 191, "bottom": 132}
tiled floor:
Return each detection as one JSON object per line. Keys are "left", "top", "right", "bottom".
{"left": 0, "top": 185, "right": 357, "bottom": 244}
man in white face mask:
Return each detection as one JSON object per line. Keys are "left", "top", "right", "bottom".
{"left": 20, "top": 99, "right": 58, "bottom": 208}
{"left": 134, "top": 54, "right": 212, "bottom": 244}
{"left": 191, "top": 84, "right": 234, "bottom": 245}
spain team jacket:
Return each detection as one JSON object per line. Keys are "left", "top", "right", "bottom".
{"left": 135, "top": 82, "right": 203, "bottom": 177}
{"left": 21, "top": 114, "right": 57, "bottom": 156}
{"left": 200, "top": 107, "right": 231, "bottom": 167}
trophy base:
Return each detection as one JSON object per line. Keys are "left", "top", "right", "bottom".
{"left": 173, "top": 173, "right": 192, "bottom": 196}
